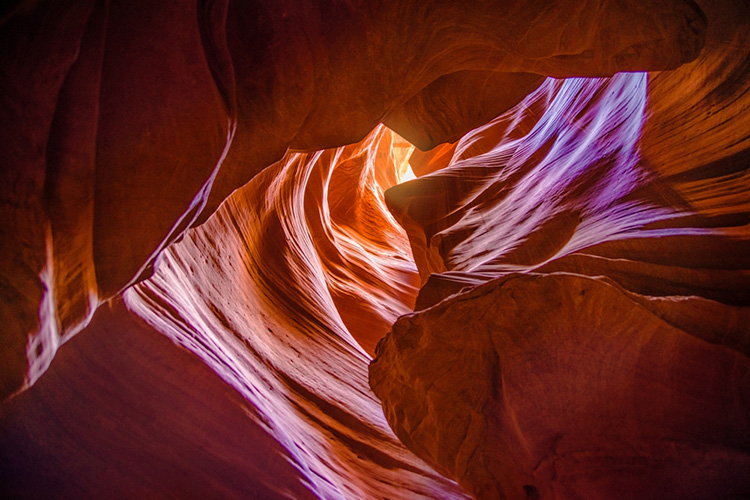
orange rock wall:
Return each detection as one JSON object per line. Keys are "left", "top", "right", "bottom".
{"left": 0, "top": 0, "right": 709, "bottom": 397}
{"left": 371, "top": 0, "right": 750, "bottom": 497}
{"left": 2, "top": 0, "right": 748, "bottom": 498}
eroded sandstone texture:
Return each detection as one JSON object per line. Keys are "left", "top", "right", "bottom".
{"left": 1, "top": 0, "right": 747, "bottom": 498}
{"left": 371, "top": 0, "right": 750, "bottom": 498}
{"left": 371, "top": 274, "right": 750, "bottom": 499}
{"left": 1, "top": 0, "right": 707, "bottom": 398}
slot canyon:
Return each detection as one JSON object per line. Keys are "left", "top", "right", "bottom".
{"left": 1, "top": 0, "right": 749, "bottom": 498}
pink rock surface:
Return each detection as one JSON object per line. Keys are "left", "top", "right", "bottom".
{"left": 1, "top": 299, "right": 319, "bottom": 499}
{"left": 3, "top": 0, "right": 747, "bottom": 499}
{"left": 1, "top": 0, "right": 708, "bottom": 397}
{"left": 371, "top": 273, "right": 750, "bottom": 500}
{"left": 2, "top": 127, "right": 467, "bottom": 499}
{"left": 372, "top": 0, "right": 750, "bottom": 497}
{"left": 121, "top": 128, "right": 466, "bottom": 498}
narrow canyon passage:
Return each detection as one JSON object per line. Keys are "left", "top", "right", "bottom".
{"left": 2, "top": 0, "right": 750, "bottom": 499}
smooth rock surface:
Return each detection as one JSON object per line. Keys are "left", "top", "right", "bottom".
{"left": 2, "top": 128, "right": 468, "bottom": 499}
{"left": 370, "top": 273, "right": 750, "bottom": 500}
{"left": 373, "top": 0, "right": 750, "bottom": 497}
{"left": 0, "top": 299, "right": 319, "bottom": 500}
{"left": 2, "top": 0, "right": 708, "bottom": 398}
{"left": 3, "top": 0, "right": 747, "bottom": 499}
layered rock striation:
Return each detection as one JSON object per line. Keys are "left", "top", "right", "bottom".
{"left": 2, "top": 0, "right": 748, "bottom": 499}
{"left": 2, "top": 128, "right": 466, "bottom": 499}
{"left": 371, "top": 0, "right": 750, "bottom": 497}
{"left": 1, "top": 0, "right": 707, "bottom": 398}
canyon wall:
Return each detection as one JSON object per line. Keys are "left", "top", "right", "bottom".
{"left": 1, "top": 0, "right": 707, "bottom": 398}
{"left": 2, "top": 128, "right": 467, "bottom": 498}
{"left": 372, "top": 1, "right": 750, "bottom": 498}
{"left": 2, "top": 0, "right": 748, "bottom": 498}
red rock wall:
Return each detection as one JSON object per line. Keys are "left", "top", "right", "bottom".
{"left": 2, "top": 0, "right": 747, "bottom": 498}
{"left": 0, "top": 299, "right": 321, "bottom": 500}
{"left": 371, "top": 0, "right": 750, "bottom": 498}
{"left": 121, "top": 128, "right": 467, "bottom": 498}
{"left": 1, "top": 127, "right": 467, "bottom": 498}
{"left": 0, "top": 0, "right": 708, "bottom": 398}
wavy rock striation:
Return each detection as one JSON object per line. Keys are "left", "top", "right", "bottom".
{"left": 2, "top": 0, "right": 747, "bottom": 499}
{"left": 371, "top": 0, "right": 750, "bottom": 498}
{"left": 2, "top": 127, "right": 467, "bottom": 499}
{"left": 2, "top": 0, "right": 707, "bottom": 398}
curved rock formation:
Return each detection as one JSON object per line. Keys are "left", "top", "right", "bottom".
{"left": 1, "top": 0, "right": 707, "bottom": 398}
{"left": 371, "top": 273, "right": 750, "bottom": 500}
{"left": 2, "top": 127, "right": 466, "bottom": 498}
{"left": 2, "top": 0, "right": 748, "bottom": 498}
{"left": 371, "top": 0, "right": 750, "bottom": 497}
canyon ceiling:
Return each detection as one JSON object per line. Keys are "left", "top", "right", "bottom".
{"left": 1, "top": 0, "right": 749, "bottom": 499}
